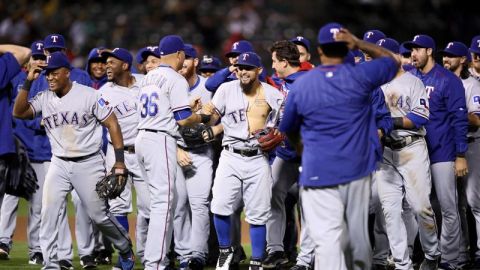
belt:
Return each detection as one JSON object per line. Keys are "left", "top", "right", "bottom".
{"left": 56, "top": 151, "right": 99, "bottom": 162}
{"left": 223, "top": 145, "right": 262, "bottom": 157}
{"left": 140, "top": 129, "right": 163, "bottom": 133}
{"left": 468, "top": 137, "right": 476, "bottom": 143}
{"left": 109, "top": 142, "right": 135, "bottom": 154}
{"left": 384, "top": 135, "right": 422, "bottom": 150}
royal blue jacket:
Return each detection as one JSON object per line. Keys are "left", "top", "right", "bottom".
{"left": 279, "top": 57, "right": 397, "bottom": 187}
{"left": 410, "top": 63, "right": 468, "bottom": 163}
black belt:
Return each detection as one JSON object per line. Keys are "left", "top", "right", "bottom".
{"left": 468, "top": 137, "right": 476, "bottom": 143}
{"left": 56, "top": 151, "right": 99, "bottom": 162}
{"left": 223, "top": 145, "right": 262, "bottom": 157}
{"left": 140, "top": 129, "right": 162, "bottom": 133}
{"left": 384, "top": 135, "right": 422, "bottom": 150}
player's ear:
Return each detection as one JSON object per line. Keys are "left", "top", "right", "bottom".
{"left": 306, "top": 52, "right": 311, "bottom": 61}
{"left": 122, "top": 62, "right": 128, "bottom": 71}
{"left": 317, "top": 46, "right": 323, "bottom": 57}
{"left": 460, "top": 56, "right": 467, "bottom": 65}
{"left": 193, "top": 58, "right": 199, "bottom": 68}
{"left": 426, "top": 48, "right": 433, "bottom": 57}
{"left": 258, "top": 66, "right": 263, "bottom": 75}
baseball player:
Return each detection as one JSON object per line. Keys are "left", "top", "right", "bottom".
{"left": 141, "top": 46, "right": 161, "bottom": 73}
{"left": 375, "top": 38, "right": 440, "bottom": 270}
{"left": 199, "top": 55, "right": 222, "bottom": 78}
{"left": 12, "top": 51, "right": 135, "bottom": 270}
{"left": 201, "top": 51, "right": 284, "bottom": 270}
{"left": 362, "top": 30, "right": 386, "bottom": 61}
{"left": 440, "top": 41, "right": 480, "bottom": 269}
{"left": 173, "top": 44, "right": 214, "bottom": 270}
{"left": 134, "top": 47, "right": 148, "bottom": 75}
{"left": 470, "top": 36, "right": 480, "bottom": 81}
{"left": 135, "top": 35, "right": 210, "bottom": 270}
{"left": 263, "top": 40, "right": 314, "bottom": 270}
{"left": 279, "top": 23, "right": 400, "bottom": 270}
{"left": 290, "top": 36, "right": 314, "bottom": 70}
{"left": 405, "top": 34, "right": 468, "bottom": 270}
{"left": 98, "top": 48, "right": 150, "bottom": 268}
{"left": 86, "top": 47, "right": 108, "bottom": 90}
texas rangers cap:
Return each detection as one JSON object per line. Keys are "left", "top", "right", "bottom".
{"left": 136, "top": 47, "right": 149, "bottom": 64}
{"left": 470, "top": 35, "right": 480, "bottom": 54}
{"left": 199, "top": 55, "right": 221, "bottom": 72}
{"left": 184, "top": 44, "right": 197, "bottom": 58}
{"left": 101, "top": 48, "right": 133, "bottom": 68}
{"left": 234, "top": 52, "right": 262, "bottom": 68}
{"left": 376, "top": 38, "right": 400, "bottom": 54}
{"left": 403, "top": 34, "right": 436, "bottom": 50}
{"left": 140, "top": 46, "right": 160, "bottom": 62}
{"left": 87, "top": 47, "right": 106, "bottom": 63}
{"left": 399, "top": 42, "right": 411, "bottom": 56}
{"left": 363, "top": 30, "right": 386, "bottom": 44}
{"left": 30, "top": 40, "right": 45, "bottom": 56}
{"left": 438, "top": 41, "right": 469, "bottom": 58}
{"left": 317, "top": 22, "right": 345, "bottom": 45}
{"left": 225, "top": 40, "right": 253, "bottom": 57}
{"left": 159, "top": 35, "right": 185, "bottom": 56}
{"left": 44, "top": 34, "right": 66, "bottom": 49}
{"left": 45, "top": 51, "right": 71, "bottom": 71}
{"left": 290, "top": 36, "right": 311, "bottom": 52}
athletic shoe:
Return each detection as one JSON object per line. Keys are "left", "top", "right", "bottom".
{"left": 262, "top": 251, "right": 289, "bottom": 268}
{"left": 189, "top": 257, "right": 205, "bottom": 270}
{"left": 438, "top": 262, "right": 457, "bottom": 270}
{"left": 249, "top": 259, "right": 263, "bottom": 270}
{"left": 95, "top": 249, "right": 112, "bottom": 265}
{"left": 118, "top": 250, "right": 135, "bottom": 270}
{"left": 419, "top": 258, "right": 438, "bottom": 270}
{"left": 80, "top": 255, "right": 97, "bottom": 269}
{"left": 28, "top": 252, "right": 44, "bottom": 265}
{"left": 0, "top": 242, "right": 10, "bottom": 260}
{"left": 59, "top": 260, "right": 74, "bottom": 270}
{"left": 290, "top": 264, "right": 311, "bottom": 270}
{"left": 216, "top": 247, "right": 234, "bottom": 270}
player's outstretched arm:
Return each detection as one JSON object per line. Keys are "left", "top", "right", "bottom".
{"left": 101, "top": 113, "right": 126, "bottom": 169}
{"left": 0, "top": 44, "right": 31, "bottom": 66}
{"left": 13, "top": 62, "right": 45, "bottom": 119}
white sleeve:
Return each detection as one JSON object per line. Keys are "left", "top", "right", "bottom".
{"left": 467, "top": 82, "right": 480, "bottom": 114}
{"left": 28, "top": 91, "right": 45, "bottom": 117}
{"left": 93, "top": 92, "right": 114, "bottom": 122}
{"left": 169, "top": 76, "right": 190, "bottom": 112}
{"left": 211, "top": 84, "right": 226, "bottom": 116}
{"left": 410, "top": 77, "right": 429, "bottom": 120}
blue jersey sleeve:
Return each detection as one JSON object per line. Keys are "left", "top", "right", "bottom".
{"left": 357, "top": 57, "right": 397, "bottom": 92}
{"left": 446, "top": 76, "right": 468, "bottom": 154}
{"left": 405, "top": 113, "right": 428, "bottom": 128}
{"left": 279, "top": 89, "right": 301, "bottom": 134}
{"left": 0, "top": 53, "right": 21, "bottom": 89}
{"left": 371, "top": 87, "right": 393, "bottom": 135}
{"left": 205, "top": 68, "right": 232, "bottom": 92}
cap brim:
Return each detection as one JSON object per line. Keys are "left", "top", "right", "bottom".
{"left": 45, "top": 65, "right": 71, "bottom": 71}
{"left": 140, "top": 51, "right": 160, "bottom": 60}
{"left": 437, "top": 50, "right": 461, "bottom": 57}
{"left": 225, "top": 52, "right": 240, "bottom": 57}
{"left": 470, "top": 48, "right": 480, "bottom": 54}
{"left": 234, "top": 63, "right": 259, "bottom": 68}
{"left": 403, "top": 41, "right": 431, "bottom": 50}
{"left": 292, "top": 41, "right": 309, "bottom": 51}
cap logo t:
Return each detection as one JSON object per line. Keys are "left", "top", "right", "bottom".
{"left": 477, "top": 40, "right": 480, "bottom": 48}
{"left": 36, "top": 43, "right": 43, "bottom": 50}
{"left": 46, "top": 55, "right": 52, "bottom": 64}
{"left": 51, "top": 35, "right": 59, "bottom": 43}
{"left": 242, "top": 53, "right": 249, "bottom": 61}
{"left": 330, "top": 28, "right": 340, "bottom": 38}
{"left": 366, "top": 32, "right": 373, "bottom": 38}
{"left": 446, "top": 42, "right": 453, "bottom": 49}
{"left": 112, "top": 48, "right": 119, "bottom": 52}
{"left": 296, "top": 36, "right": 303, "bottom": 41}
{"left": 233, "top": 42, "right": 239, "bottom": 50}
{"left": 413, "top": 35, "right": 420, "bottom": 42}
{"left": 378, "top": 39, "right": 385, "bottom": 46}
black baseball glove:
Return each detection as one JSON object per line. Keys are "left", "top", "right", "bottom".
{"left": 179, "top": 124, "right": 214, "bottom": 147}
{"left": 95, "top": 167, "right": 129, "bottom": 200}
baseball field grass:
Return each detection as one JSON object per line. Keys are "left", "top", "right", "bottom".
{"left": 0, "top": 194, "right": 252, "bottom": 270}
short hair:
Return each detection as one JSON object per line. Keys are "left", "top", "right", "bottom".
{"left": 319, "top": 43, "right": 349, "bottom": 58}
{"left": 270, "top": 40, "right": 301, "bottom": 67}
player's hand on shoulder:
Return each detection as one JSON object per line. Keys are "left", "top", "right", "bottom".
{"left": 202, "top": 102, "right": 216, "bottom": 115}
{"left": 335, "top": 28, "right": 360, "bottom": 50}
{"left": 176, "top": 147, "right": 192, "bottom": 167}
{"left": 27, "top": 62, "right": 46, "bottom": 81}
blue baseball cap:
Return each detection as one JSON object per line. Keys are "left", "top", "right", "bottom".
{"left": 140, "top": 46, "right": 160, "bottom": 62}
{"left": 44, "top": 34, "right": 66, "bottom": 49}
{"left": 45, "top": 51, "right": 71, "bottom": 71}
{"left": 225, "top": 40, "right": 253, "bottom": 57}
{"left": 317, "top": 22, "right": 344, "bottom": 45}
{"left": 290, "top": 36, "right": 311, "bottom": 52}
{"left": 136, "top": 47, "right": 148, "bottom": 64}
{"left": 184, "top": 44, "right": 197, "bottom": 58}
{"left": 363, "top": 30, "right": 386, "bottom": 44}
{"left": 30, "top": 40, "right": 45, "bottom": 56}
{"left": 101, "top": 48, "right": 133, "bottom": 68}
{"left": 399, "top": 42, "right": 411, "bottom": 56}
{"left": 159, "top": 35, "right": 185, "bottom": 56}
{"left": 234, "top": 52, "right": 262, "bottom": 68}
{"left": 404, "top": 34, "right": 436, "bottom": 50}
{"left": 439, "top": 41, "right": 469, "bottom": 57}
{"left": 470, "top": 35, "right": 480, "bottom": 54}
{"left": 199, "top": 55, "right": 221, "bottom": 72}
{"left": 376, "top": 38, "right": 400, "bottom": 54}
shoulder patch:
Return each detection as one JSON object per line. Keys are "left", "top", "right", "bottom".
{"left": 98, "top": 97, "right": 109, "bottom": 107}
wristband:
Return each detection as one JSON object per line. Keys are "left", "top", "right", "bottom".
{"left": 114, "top": 148, "right": 125, "bottom": 163}
{"left": 22, "top": 79, "right": 33, "bottom": 92}
{"left": 200, "top": 114, "right": 211, "bottom": 124}
{"left": 393, "top": 117, "right": 403, "bottom": 129}
{"left": 456, "top": 153, "right": 466, "bottom": 158}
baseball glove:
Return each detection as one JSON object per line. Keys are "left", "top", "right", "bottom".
{"left": 179, "top": 124, "right": 214, "bottom": 147}
{"left": 95, "top": 167, "right": 129, "bottom": 200}
{"left": 253, "top": 127, "right": 285, "bottom": 152}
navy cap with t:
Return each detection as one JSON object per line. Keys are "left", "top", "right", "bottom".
{"left": 44, "top": 34, "right": 66, "bottom": 49}
{"left": 159, "top": 35, "right": 185, "bottom": 56}
{"left": 234, "top": 52, "right": 262, "bottom": 68}
{"left": 184, "top": 44, "right": 198, "bottom": 58}
{"left": 317, "top": 22, "right": 344, "bottom": 45}
{"left": 199, "top": 55, "right": 221, "bottom": 72}
{"left": 363, "top": 30, "right": 386, "bottom": 44}
{"left": 30, "top": 40, "right": 45, "bottom": 56}
{"left": 403, "top": 34, "right": 436, "bottom": 51}
{"left": 141, "top": 46, "right": 160, "bottom": 62}
{"left": 225, "top": 40, "right": 253, "bottom": 57}
{"left": 376, "top": 38, "right": 400, "bottom": 54}
{"left": 102, "top": 48, "right": 133, "bottom": 68}
{"left": 45, "top": 51, "right": 71, "bottom": 71}
{"left": 470, "top": 35, "right": 480, "bottom": 54}
{"left": 290, "top": 36, "right": 311, "bottom": 52}
{"left": 439, "top": 41, "right": 469, "bottom": 57}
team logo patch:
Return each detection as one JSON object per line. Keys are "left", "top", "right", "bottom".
{"left": 420, "top": 98, "right": 429, "bottom": 109}
{"left": 98, "top": 98, "right": 109, "bottom": 107}
{"left": 474, "top": 95, "right": 480, "bottom": 104}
